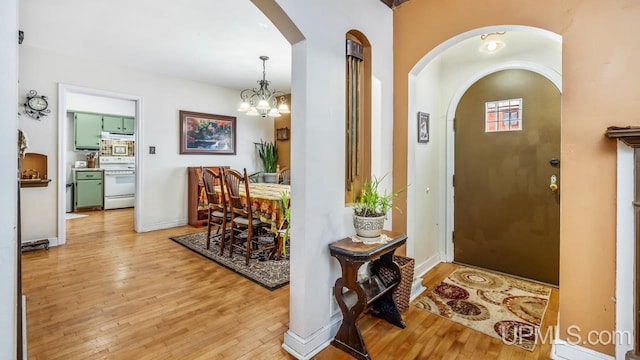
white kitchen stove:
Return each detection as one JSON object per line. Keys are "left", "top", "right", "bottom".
{"left": 99, "top": 156, "right": 135, "bottom": 209}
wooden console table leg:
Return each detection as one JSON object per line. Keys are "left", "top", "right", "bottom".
{"left": 370, "top": 252, "right": 406, "bottom": 329}
{"left": 332, "top": 256, "right": 371, "bottom": 360}
{"left": 370, "top": 291, "right": 406, "bottom": 329}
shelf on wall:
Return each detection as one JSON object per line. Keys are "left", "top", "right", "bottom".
{"left": 20, "top": 179, "right": 52, "bottom": 188}
{"left": 20, "top": 153, "right": 51, "bottom": 188}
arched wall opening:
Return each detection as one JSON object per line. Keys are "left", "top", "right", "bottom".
{"left": 404, "top": 25, "right": 562, "bottom": 296}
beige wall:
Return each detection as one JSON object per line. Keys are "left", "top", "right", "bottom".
{"left": 392, "top": 0, "right": 640, "bottom": 355}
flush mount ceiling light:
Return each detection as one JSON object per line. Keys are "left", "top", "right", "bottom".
{"left": 237, "top": 56, "right": 289, "bottom": 118}
{"left": 479, "top": 32, "right": 506, "bottom": 53}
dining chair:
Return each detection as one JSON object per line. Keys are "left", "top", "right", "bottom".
{"left": 224, "top": 168, "right": 276, "bottom": 264}
{"left": 201, "top": 167, "right": 231, "bottom": 254}
{"left": 277, "top": 167, "right": 290, "bottom": 185}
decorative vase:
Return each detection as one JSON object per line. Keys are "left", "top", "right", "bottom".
{"left": 353, "top": 214, "right": 385, "bottom": 238}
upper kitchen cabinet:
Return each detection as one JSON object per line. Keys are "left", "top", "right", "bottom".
{"left": 74, "top": 112, "right": 102, "bottom": 150}
{"left": 103, "top": 115, "right": 134, "bottom": 134}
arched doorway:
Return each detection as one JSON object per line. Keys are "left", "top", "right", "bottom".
{"left": 405, "top": 26, "right": 562, "bottom": 286}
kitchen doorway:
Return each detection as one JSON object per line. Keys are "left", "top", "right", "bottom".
{"left": 57, "top": 84, "right": 143, "bottom": 245}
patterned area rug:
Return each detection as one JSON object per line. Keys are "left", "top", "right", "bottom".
{"left": 415, "top": 266, "right": 551, "bottom": 351}
{"left": 169, "top": 232, "right": 289, "bottom": 290}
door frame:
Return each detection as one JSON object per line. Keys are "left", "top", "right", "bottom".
{"left": 444, "top": 63, "right": 562, "bottom": 261}
{"left": 57, "top": 84, "right": 144, "bottom": 245}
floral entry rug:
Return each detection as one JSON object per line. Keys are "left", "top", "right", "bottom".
{"left": 414, "top": 266, "right": 551, "bottom": 351}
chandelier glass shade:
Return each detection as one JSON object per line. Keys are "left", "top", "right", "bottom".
{"left": 238, "top": 56, "right": 289, "bottom": 118}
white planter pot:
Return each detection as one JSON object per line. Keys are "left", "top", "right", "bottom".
{"left": 262, "top": 172, "right": 277, "bottom": 183}
{"left": 353, "top": 214, "right": 385, "bottom": 238}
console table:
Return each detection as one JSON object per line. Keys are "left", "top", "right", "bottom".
{"left": 328, "top": 231, "right": 407, "bottom": 360}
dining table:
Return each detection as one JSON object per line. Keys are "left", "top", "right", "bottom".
{"left": 216, "top": 182, "right": 290, "bottom": 233}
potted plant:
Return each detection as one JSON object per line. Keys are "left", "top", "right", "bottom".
{"left": 352, "top": 174, "right": 404, "bottom": 238}
{"left": 254, "top": 139, "right": 278, "bottom": 183}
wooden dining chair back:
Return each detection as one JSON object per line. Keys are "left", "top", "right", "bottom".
{"left": 277, "top": 167, "right": 290, "bottom": 185}
{"left": 201, "top": 167, "right": 230, "bottom": 253}
{"left": 224, "top": 168, "right": 246, "bottom": 217}
{"left": 224, "top": 168, "right": 275, "bottom": 264}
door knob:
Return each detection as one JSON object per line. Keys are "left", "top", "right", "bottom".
{"left": 550, "top": 158, "right": 560, "bottom": 168}
{"left": 550, "top": 175, "right": 558, "bottom": 192}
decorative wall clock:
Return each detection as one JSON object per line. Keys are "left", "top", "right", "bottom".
{"left": 23, "top": 90, "right": 51, "bottom": 120}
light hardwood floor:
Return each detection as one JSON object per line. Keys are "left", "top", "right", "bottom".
{"left": 22, "top": 209, "right": 557, "bottom": 359}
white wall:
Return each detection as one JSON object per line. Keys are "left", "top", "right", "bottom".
{"left": 18, "top": 45, "right": 274, "bottom": 240}
{"left": 0, "top": 0, "right": 19, "bottom": 357}
{"left": 409, "top": 56, "right": 445, "bottom": 274}
{"left": 263, "top": 0, "right": 394, "bottom": 358}
{"left": 409, "top": 29, "right": 561, "bottom": 277}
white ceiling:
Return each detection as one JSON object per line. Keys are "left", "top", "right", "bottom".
{"left": 19, "top": 1, "right": 560, "bottom": 94}
{"left": 19, "top": 0, "right": 293, "bottom": 92}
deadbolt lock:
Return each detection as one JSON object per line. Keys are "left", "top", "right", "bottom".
{"left": 550, "top": 175, "right": 558, "bottom": 192}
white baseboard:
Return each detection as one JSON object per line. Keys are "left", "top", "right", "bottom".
{"left": 413, "top": 252, "right": 445, "bottom": 280}
{"left": 552, "top": 339, "right": 615, "bottom": 360}
{"left": 282, "top": 315, "right": 341, "bottom": 359}
{"left": 47, "top": 237, "right": 59, "bottom": 247}
{"left": 141, "top": 219, "right": 188, "bottom": 232}
{"left": 410, "top": 278, "right": 427, "bottom": 302}
{"left": 410, "top": 252, "right": 444, "bottom": 300}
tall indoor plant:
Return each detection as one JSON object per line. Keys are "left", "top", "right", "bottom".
{"left": 254, "top": 139, "right": 278, "bottom": 183}
{"left": 353, "top": 174, "right": 404, "bottom": 238}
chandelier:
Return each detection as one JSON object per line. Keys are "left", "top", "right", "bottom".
{"left": 237, "top": 56, "right": 289, "bottom": 118}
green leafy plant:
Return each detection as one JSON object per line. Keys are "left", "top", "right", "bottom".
{"left": 277, "top": 191, "right": 291, "bottom": 257}
{"left": 353, "top": 174, "right": 405, "bottom": 217}
{"left": 254, "top": 139, "right": 278, "bottom": 173}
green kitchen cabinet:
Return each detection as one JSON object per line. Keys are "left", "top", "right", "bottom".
{"left": 123, "top": 117, "right": 135, "bottom": 134}
{"left": 103, "top": 115, "right": 135, "bottom": 134}
{"left": 74, "top": 112, "right": 103, "bottom": 150}
{"left": 102, "top": 115, "right": 123, "bottom": 133}
{"left": 74, "top": 170, "right": 103, "bottom": 210}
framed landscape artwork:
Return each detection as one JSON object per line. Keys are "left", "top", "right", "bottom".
{"left": 179, "top": 110, "right": 237, "bottom": 155}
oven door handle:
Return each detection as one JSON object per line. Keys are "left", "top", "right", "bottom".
{"left": 105, "top": 172, "right": 135, "bottom": 176}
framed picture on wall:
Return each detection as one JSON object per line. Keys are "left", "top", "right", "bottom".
{"left": 276, "top": 127, "right": 289, "bottom": 141}
{"left": 417, "top": 112, "right": 429, "bottom": 143}
{"left": 179, "top": 110, "right": 237, "bottom": 155}
{"left": 112, "top": 144, "right": 128, "bottom": 156}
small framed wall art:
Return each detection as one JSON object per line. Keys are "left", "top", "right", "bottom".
{"left": 112, "top": 144, "right": 128, "bottom": 156}
{"left": 276, "top": 127, "right": 289, "bottom": 141}
{"left": 417, "top": 112, "right": 429, "bottom": 143}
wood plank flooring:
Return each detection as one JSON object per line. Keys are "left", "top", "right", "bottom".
{"left": 22, "top": 209, "right": 557, "bottom": 359}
